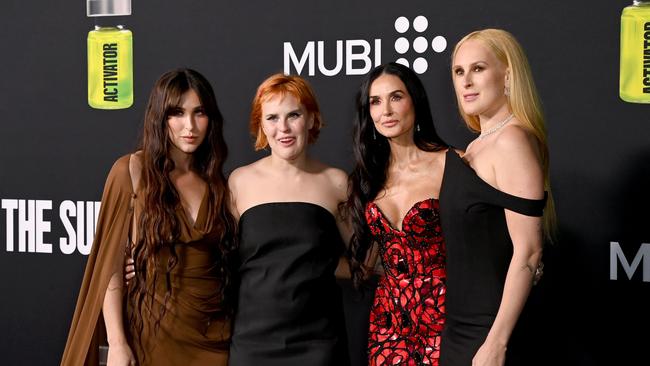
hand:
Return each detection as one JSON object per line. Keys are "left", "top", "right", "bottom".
{"left": 124, "top": 258, "right": 136, "bottom": 286}
{"left": 106, "top": 342, "right": 136, "bottom": 366}
{"left": 533, "top": 261, "right": 544, "bottom": 285}
{"left": 472, "top": 339, "right": 506, "bottom": 366}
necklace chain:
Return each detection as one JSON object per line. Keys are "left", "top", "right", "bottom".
{"left": 479, "top": 114, "right": 514, "bottom": 139}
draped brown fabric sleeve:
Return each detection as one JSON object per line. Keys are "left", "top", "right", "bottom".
{"left": 61, "top": 155, "right": 134, "bottom": 366}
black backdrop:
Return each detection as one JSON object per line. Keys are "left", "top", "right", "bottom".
{"left": 1, "top": 1, "right": 649, "bottom": 365}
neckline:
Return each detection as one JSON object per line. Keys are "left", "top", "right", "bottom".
{"left": 177, "top": 187, "right": 208, "bottom": 230}
{"left": 239, "top": 201, "right": 336, "bottom": 221}
{"left": 369, "top": 197, "right": 437, "bottom": 233}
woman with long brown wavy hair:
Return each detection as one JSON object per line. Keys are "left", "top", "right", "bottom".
{"left": 61, "top": 68, "right": 236, "bottom": 366}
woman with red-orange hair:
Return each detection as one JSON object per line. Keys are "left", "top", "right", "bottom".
{"left": 227, "top": 73, "right": 350, "bottom": 365}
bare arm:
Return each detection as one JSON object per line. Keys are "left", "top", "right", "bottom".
{"left": 333, "top": 171, "right": 354, "bottom": 279}
{"left": 228, "top": 166, "right": 253, "bottom": 222}
{"left": 103, "top": 269, "right": 136, "bottom": 365}
{"left": 103, "top": 273, "right": 126, "bottom": 344}
{"left": 105, "top": 155, "right": 141, "bottom": 365}
{"left": 227, "top": 176, "right": 240, "bottom": 222}
{"left": 334, "top": 216, "right": 353, "bottom": 279}
{"left": 473, "top": 127, "right": 544, "bottom": 366}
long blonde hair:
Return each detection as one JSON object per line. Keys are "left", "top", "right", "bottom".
{"left": 453, "top": 28, "right": 556, "bottom": 242}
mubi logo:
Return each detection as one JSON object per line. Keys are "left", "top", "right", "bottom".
{"left": 283, "top": 15, "right": 447, "bottom": 76}
{"left": 284, "top": 39, "right": 382, "bottom": 76}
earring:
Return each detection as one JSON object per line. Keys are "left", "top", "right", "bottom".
{"left": 373, "top": 128, "right": 377, "bottom": 140}
{"left": 416, "top": 123, "right": 421, "bottom": 132}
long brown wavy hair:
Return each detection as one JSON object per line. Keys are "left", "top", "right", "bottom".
{"left": 126, "top": 69, "right": 237, "bottom": 353}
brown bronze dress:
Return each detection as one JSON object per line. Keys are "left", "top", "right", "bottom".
{"left": 61, "top": 155, "right": 230, "bottom": 366}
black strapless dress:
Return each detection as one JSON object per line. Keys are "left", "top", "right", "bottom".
{"left": 229, "top": 202, "right": 350, "bottom": 366}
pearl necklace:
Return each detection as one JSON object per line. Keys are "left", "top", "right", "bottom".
{"left": 479, "top": 114, "right": 514, "bottom": 139}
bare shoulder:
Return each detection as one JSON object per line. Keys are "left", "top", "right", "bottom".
{"left": 128, "top": 151, "right": 143, "bottom": 191}
{"left": 427, "top": 148, "right": 449, "bottom": 161}
{"left": 313, "top": 161, "right": 348, "bottom": 195}
{"left": 131, "top": 150, "right": 143, "bottom": 160}
{"left": 323, "top": 165, "right": 348, "bottom": 187}
{"left": 227, "top": 165, "right": 247, "bottom": 187}
{"left": 228, "top": 159, "right": 268, "bottom": 216}
{"left": 311, "top": 162, "right": 349, "bottom": 217}
{"left": 422, "top": 148, "right": 449, "bottom": 172}
{"left": 492, "top": 123, "right": 544, "bottom": 196}
{"left": 129, "top": 150, "right": 143, "bottom": 167}
{"left": 228, "top": 159, "right": 265, "bottom": 188}
{"left": 494, "top": 123, "right": 539, "bottom": 156}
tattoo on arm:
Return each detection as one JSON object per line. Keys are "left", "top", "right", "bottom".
{"left": 524, "top": 264, "right": 535, "bottom": 275}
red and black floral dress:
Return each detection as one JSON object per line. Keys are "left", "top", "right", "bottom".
{"left": 365, "top": 198, "right": 446, "bottom": 366}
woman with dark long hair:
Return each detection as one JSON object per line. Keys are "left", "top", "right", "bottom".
{"left": 61, "top": 68, "right": 236, "bottom": 366}
{"left": 346, "top": 62, "right": 448, "bottom": 365}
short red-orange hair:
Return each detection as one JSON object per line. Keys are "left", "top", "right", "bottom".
{"left": 250, "top": 73, "right": 323, "bottom": 150}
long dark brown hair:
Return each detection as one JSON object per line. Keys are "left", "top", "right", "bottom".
{"left": 345, "top": 62, "right": 447, "bottom": 288}
{"left": 126, "top": 68, "right": 236, "bottom": 351}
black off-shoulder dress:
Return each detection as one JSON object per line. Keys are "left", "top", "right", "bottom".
{"left": 439, "top": 150, "right": 546, "bottom": 366}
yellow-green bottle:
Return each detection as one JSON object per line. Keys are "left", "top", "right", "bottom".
{"left": 87, "top": 0, "right": 133, "bottom": 109}
{"left": 620, "top": 1, "right": 650, "bottom": 103}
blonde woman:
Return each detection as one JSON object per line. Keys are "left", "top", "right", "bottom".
{"left": 439, "top": 29, "right": 555, "bottom": 366}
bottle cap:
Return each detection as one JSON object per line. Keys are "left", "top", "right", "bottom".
{"left": 87, "top": 0, "right": 131, "bottom": 17}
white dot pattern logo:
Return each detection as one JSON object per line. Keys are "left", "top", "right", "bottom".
{"left": 394, "top": 16, "right": 409, "bottom": 33}
{"left": 431, "top": 36, "right": 447, "bottom": 53}
{"left": 413, "top": 16, "right": 428, "bottom": 32}
{"left": 413, "top": 58, "right": 428, "bottom": 74}
{"left": 392, "top": 15, "right": 446, "bottom": 74}
{"left": 396, "top": 58, "right": 409, "bottom": 68}
{"left": 413, "top": 37, "right": 428, "bottom": 54}
{"left": 395, "top": 37, "right": 410, "bottom": 54}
